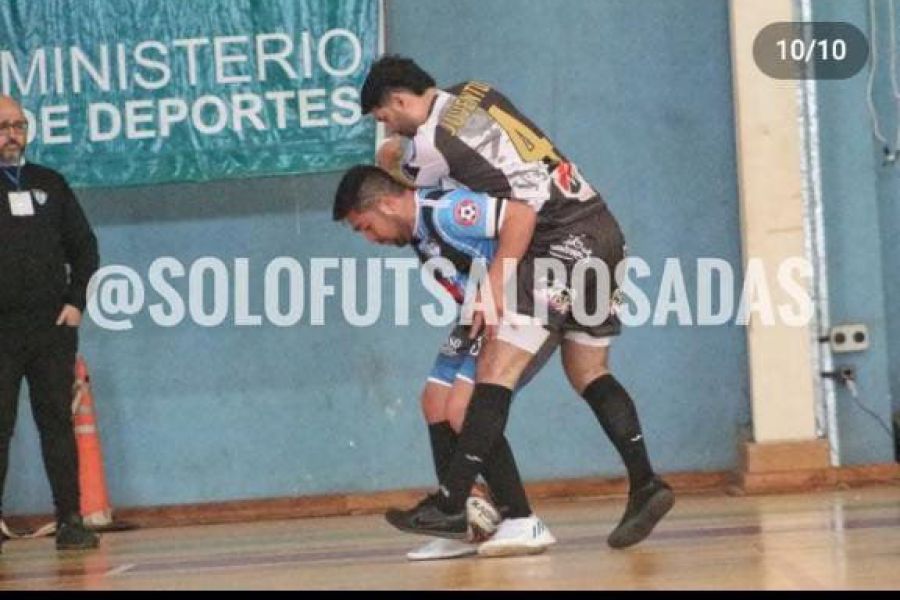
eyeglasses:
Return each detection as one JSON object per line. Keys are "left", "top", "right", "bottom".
{"left": 0, "top": 121, "right": 28, "bottom": 135}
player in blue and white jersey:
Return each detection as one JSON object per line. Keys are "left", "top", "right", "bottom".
{"left": 334, "top": 165, "right": 557, "bottom": 559}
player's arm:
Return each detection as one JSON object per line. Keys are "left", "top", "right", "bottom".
{"left": 437, "top": 191, "right": 535, "bottom": 335}
{"left": 483, "top": 199, "right": 536, "bottom": 332}
{"left": 492, "top": 199, "right": 536, "bottom": 273}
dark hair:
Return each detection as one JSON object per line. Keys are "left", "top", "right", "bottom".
{"left": 361, "top": 55, "right": 436, "bottom": 114}
{"left": 333, "top": 165, "right": 407, "bottom": 221}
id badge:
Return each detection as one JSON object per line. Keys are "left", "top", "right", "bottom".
{"left": 8, "top": 191, "right": 34, "bottom": 216}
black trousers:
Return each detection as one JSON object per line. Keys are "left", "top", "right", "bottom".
{"left": 0, "top": 325, "right": 80, "bottom": 519}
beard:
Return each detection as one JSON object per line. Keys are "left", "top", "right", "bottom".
{"left": 392, "top": 117, "right": 419, "bottom": 138}
{"left": 0, "top": 142, "right": 22, "bottom": 166}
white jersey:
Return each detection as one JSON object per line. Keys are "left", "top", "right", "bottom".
{"left": 399, "top": 81, "right": 605, "bottom": 229}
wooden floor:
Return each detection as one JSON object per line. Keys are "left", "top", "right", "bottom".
{"left": 1, "top": 483, "right": 899, "bottom": 590}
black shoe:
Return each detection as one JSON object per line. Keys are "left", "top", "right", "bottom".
{"left": 607, "top": 476, "right": 674, "bottom": 549}
{"left": 385, "top": 494, "right": 467, "bottom": 540}
{"left": 56, "top": 515, "right": 100, "bottom": 551}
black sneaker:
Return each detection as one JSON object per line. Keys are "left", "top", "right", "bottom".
{"left": 385, "top": 494, "right": 467, "bottom": 540}
{"left": 56, "top": 515, "right": 100, "bottom": 551}
{"left": 607, "top": 476, "right": 674, "bottom": 549}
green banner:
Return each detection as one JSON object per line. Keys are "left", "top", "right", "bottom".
{"left": 0, "top": 0, "right": 379, "bottom": 188}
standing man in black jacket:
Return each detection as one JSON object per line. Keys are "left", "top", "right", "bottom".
{"left": 0, "top": 95, "right": 100, "bottom": 552}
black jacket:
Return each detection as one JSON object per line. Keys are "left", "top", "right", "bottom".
{"left": 0, "top": 163, "right": 99, "bottom": 329}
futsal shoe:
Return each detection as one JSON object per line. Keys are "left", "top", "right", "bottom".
{"left": 385, "top": 494, "right": 468, "bottom": 539}
{"left": 477, "top": 515, "right": 557, "bottom": 557}
{"left": 607, "top": 476, "right": 674, "bottom": 549}
{"left": 406, "top": 537, "right": 477, "bottom": 561}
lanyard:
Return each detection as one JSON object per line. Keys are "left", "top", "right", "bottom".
{"left": 1, "top": 165, "right": 22, "bottom": 191}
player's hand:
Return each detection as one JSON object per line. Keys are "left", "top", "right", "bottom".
{"left": 470, "top": 314, "right": 499, "bottom": 341}
{"left": 469, "top": 285, "right": 487, "bottom": 339}
{"left": 470, "top": 311, "right": 485, "bottom": 340}
{"left": 376, "top": 135, "right": 405, "bottom": 172}
{"left": 469, "top": 275, "right": 504, "bottom": 341}
{"left": 56, "top": 304, "right": 82, "bottom": 327}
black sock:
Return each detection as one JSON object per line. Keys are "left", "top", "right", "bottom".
{"left": 582, "top": 374, "right": 655, "bottom": 491}
{"left": 437, "top": 384, "right": 513, "bottom": 513}
{"left": 428, "top": 421, "right": 457, "bottom": 483}
{"left": 482, "top": 434, "right": 532, "bottom": 519}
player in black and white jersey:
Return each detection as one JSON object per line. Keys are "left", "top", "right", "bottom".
{"left": 361, "top": 56, "right": 673, "bottom": 550}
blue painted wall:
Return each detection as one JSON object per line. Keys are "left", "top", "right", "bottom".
{"left": 812, "top": 0, "right": 897, "bottom": 464}
{"left": 862, "top": 2, "right": 900, "bottom": 428}
{"left": 5, "top": 0, "right": 747, "bottom": 515}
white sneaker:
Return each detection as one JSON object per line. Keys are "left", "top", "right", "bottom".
{"left": 406, "top": 537, "right": 477, "bottom": 561}
{"left": 466, "top": 496, "right": 501, "bottom": 541}
{"left": 477, "top": 515, "right": 557, "bottom": 557}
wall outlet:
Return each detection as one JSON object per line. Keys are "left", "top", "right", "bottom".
{"left": 829, "top": 323, "right": 869, "bottom": 354}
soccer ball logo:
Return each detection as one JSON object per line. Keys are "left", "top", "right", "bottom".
{"left": 454, "top": 199, "right": 480, "bottom": 227}
{"left": 547, "top": 287, "right": 573, "bottom": 314}
{"left": 535, "top": 276, "right": 573, "bottom": 315}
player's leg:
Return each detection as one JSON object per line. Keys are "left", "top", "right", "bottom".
{"left": 421, "top": 376, "right": 455, "bottom": 485}
{"left": 560, "top": 338, "right": 658, "bottom": 487}
{"left": 561, "top": 207, "right": 672, "bottom": 548}
{"left": 421, "top": 324, "right": 482, "bottom": 486}
{"left": 561, "top": 338, "right": 672, "bottom": 548}
{"left": 458, "top": 346, "right": 559, "bottom": 556}
{"left": 406, "top": 344, "right": 546, "bottom": 558}
{"left": 446, "top": 359, "right": 556, "bottom": 557}
{"left": 406, "top": 331, "right": 546, "bottom": 558}
{"left": 474, "top": 334, "right": 560, "bottom": 555}
{"left": 406, "top": 356, "right": 477, "bottom": 560}
{"left": 385, "top": 323, "right": 551, "bottom": 539}
{"left": 425, "top": 245, "right": 563, "bottom": 512}
{"left": 433, "top": 334, "right": 538, "bottom": 514}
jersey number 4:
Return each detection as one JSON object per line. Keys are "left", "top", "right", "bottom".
{"left": 487, "top": 105, "right": 561, "bottom": 164}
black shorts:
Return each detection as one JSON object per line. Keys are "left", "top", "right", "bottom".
{"left": 514, "top": 206, "right": 625, "bottom": 339}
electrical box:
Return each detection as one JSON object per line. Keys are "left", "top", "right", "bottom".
{"left": 829, "top": 323, "right": 870, "bottom": 354}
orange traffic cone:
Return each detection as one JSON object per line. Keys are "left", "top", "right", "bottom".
{"left": 72, "top": 356, "right": 113, "bottom": 528}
